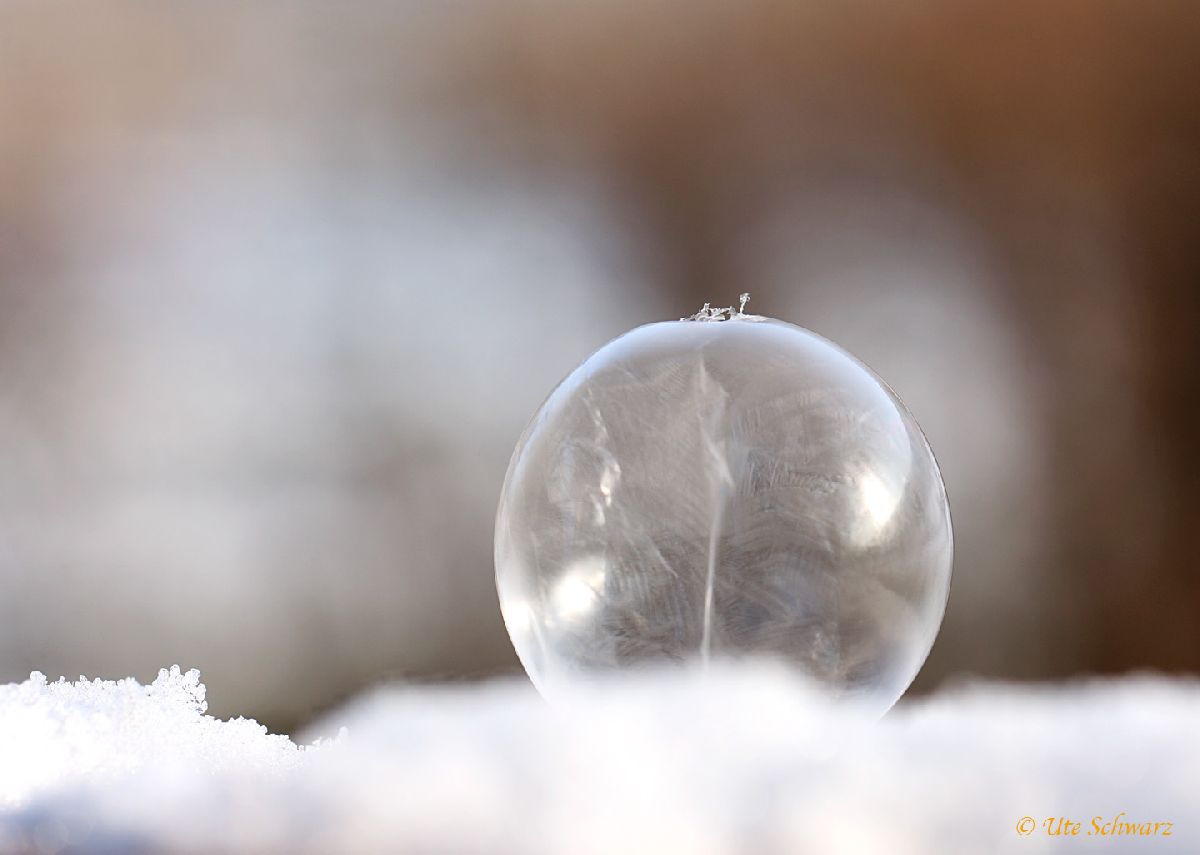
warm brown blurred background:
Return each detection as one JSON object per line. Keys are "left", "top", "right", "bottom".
{"left": 1, "top": 0, "right": 1197, "bottom": 731}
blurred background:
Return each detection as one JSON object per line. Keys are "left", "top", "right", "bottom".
{"left": 0, "top": 0, "right": 1197, "bottom": 731}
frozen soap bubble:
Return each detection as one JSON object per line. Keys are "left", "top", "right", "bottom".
{"left": 495, "top": 296, "right": 952, "bottom": 715}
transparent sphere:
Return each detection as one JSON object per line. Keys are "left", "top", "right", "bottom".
{"left": 495, "top": 310, "right": 952, "bottom": 714}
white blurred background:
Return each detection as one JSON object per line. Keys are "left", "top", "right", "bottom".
{"left": 1, "top": 0, "right": 1198, "bottom": 729}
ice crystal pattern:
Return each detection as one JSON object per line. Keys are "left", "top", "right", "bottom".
{"left": 495, "top": 303, "right": 953, "bottom": 715}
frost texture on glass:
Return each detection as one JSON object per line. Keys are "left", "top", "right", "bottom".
{"left": 495, "top": 307, "right": 953, "bottom": 715}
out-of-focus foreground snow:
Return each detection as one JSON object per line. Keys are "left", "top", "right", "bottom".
{"left": 0, "top": 664, "right": 1196, "bottom": 854}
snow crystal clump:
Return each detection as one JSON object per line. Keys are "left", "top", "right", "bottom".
{"left": 0, "top": 666, "right": 315, "bottom": 810}
{"left": 681, "top": 293, "right": 761, "bottom": 322}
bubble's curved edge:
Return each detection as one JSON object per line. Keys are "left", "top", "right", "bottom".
{"left": 492, "top": 319, "right": 667, "bottom": 700}
{"left": 783, "top": 321, "right": 956, "bottom": 710}
{"left": 494, "top": 311, "right": 738, "bottom": 697}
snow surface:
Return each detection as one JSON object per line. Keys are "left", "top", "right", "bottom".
{"left": 0, "top": 662, "right": 1196, "bottom": 853}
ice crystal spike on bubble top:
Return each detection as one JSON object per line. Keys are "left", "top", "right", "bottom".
{"left": 682, "top": 293, "right": 761, "bottom": 322}
{"left": 495, "top": 308, "right": 953, "bottom": 716}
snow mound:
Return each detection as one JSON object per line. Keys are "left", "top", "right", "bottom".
{"left": 0, "top": 667, "right": 314, "bottom": 808}
{"left": 0, "top": 663, "right": 1197, "bottom": 853}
